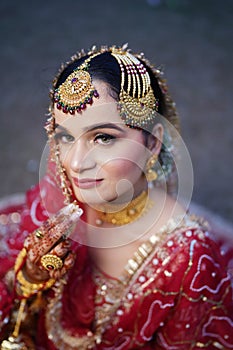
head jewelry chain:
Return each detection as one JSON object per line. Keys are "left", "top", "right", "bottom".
{"left": 50, "top": 45, "right": 159, "bottom": 129}
{"left": 111, "top": 47, "right": 159, "bottom": 127}
{"left": 53, "top": 53, "right": 100, "bottom": 114}
{"left": 48, "top": 44, "right": 179, "bottom": 132}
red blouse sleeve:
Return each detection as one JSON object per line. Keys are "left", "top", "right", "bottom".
{"left": 0, "top": 201, "right": 25, "bottom": 338}
{"left": 0, "top": 187, "right": 49, "bottom": 338}
{"left": 153, "top": 230, "right": 233, "bottom": 349}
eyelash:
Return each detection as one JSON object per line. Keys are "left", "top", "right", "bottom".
{"left": 93, "top": 133, "right": 116, "bottom": 145}
{"left": 54, "top": 132, "right": 117, "bottom": 146}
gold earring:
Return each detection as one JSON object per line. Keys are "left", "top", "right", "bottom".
{"left": 146, "top": 154, "right": 158, "bottom": 182}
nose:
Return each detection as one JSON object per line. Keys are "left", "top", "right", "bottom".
{"left": 66, "top": 142, "right": 96, "bottom": 174}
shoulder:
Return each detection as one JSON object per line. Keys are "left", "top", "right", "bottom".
{"left": 151, "top": 214, "right": 228, "bottom": 271}
{"left": 139, "top": 214, "right": 232, "bottom": 293}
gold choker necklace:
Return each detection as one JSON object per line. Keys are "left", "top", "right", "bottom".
{"left": 95, "top": 191, "right": 153, "bottom": 226}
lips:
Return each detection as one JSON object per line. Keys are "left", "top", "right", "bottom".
{"left": 72, "top": 177, "right": 103, "bottom": 189}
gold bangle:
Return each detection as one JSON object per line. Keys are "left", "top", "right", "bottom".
{"left": 14, "top": 247, "right": 55, "bottom": 298}
{"left": 16, "top": 270, "right": 55, "bottom": 298}
{"left": 14, "top": 247, "right": 27, "bottom": 272}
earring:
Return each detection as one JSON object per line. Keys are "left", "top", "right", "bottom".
{"left": 146, "top": 154, "right": 158, "bottom": 182}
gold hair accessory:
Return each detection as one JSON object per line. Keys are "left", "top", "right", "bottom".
{"left": 53, "top": 53, "right": 100, "bottom": 114}
{"left": 96, "top": 190, "right": 153, "bottom": 226}
{"left": 111, "top": 47, "right": 159, "bottom": 128}
{"left": 41, "top": 254, "right": 63, "bottom": 271}
{"left": 146, "top": 154, "right": 158, "bottom": 182}
{"left": 49, "top": 44, "right": 179, "bottom": 132}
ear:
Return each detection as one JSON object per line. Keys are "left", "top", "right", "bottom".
{"left": 147, "top": 123, "right": 164, "bottom": 155}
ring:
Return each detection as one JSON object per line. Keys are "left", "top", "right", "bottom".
{"left": 35, "top": 229, "right": 44, "bottom": 239}
{"left": 41, "top": 254, "right": 63, "bottom": 271}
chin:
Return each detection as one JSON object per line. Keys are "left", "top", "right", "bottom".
{"left": 73, "top": 190, "right": 117, "bottom": 206}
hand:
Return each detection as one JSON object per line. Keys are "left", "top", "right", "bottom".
{"left": 23, "top": 203, "right": 83, "bottom": 281}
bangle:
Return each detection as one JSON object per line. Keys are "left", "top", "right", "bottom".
{"left": 14, "top": 247, "right": 27, "bottom": 272}
{"left": 14, "top": 248, "right": 55, "bottom": 298}
{"left": 16, "top": 270, "right": 55, "bottom": 298}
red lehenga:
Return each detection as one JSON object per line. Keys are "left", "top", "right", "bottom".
{"left": 0, "top": 173, "right": 233, "bottom": 349}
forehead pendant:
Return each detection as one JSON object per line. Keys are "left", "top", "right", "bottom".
{"left": 53, "top": 54, "right": 99, "bottom": 115}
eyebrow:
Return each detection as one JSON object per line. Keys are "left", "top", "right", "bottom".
{"left": 83, "top": 123, "right": 126, "bottom": 133}
{"left": 55, "top": 124, "right": 67, "bottom": 131}
{"left": 55, "top": 123, "right": 126, "bottom": 134}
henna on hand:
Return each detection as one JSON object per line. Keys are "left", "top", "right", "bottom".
{"left": 23, "top": 203, "right": 83, "bottom": 283}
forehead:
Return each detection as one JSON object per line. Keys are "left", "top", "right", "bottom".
{"left": 53, "top": 80, "right": 125, "bottom": 130}
{"left": 54, "top": 101, "right": 125, "bottom": 131}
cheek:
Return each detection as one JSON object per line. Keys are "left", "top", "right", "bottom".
{"left": 102, "top": 144, "right": 147, "bottom": 178}
{"left": 58, "top": 145, "right": 75, "bottom": 173}
{"left": 61, "top": 147, "right": 71, "bottom": 165}
{"left": 101, "top": 158, "right": 145, "bottom": 180}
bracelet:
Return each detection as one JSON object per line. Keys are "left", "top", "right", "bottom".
{"left": 16, "top": 270, "right": 55, "bottom": 298}
{"left": 14, "top": 248, "right": 55, "bottom": 298}
{"left": 14, "top": 247, "right": 28, "bottom": 272}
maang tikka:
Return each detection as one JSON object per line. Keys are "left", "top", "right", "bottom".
{"left": 53, "top": 53, "right": 100, "bottom": 114}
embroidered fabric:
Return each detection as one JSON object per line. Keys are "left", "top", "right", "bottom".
{"left": 0, "top": 176, "right": 232, "bottom": 349}
{"left": 43, "top": 217, "right": 233, "bottom": 349}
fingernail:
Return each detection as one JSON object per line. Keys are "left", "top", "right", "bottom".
{"left": 64, "top": 203, "right": 83, "bottom": 221}
{"left": 70, "top": 207, "right": 83, "bottom": 222}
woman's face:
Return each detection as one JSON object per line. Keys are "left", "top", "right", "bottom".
{"left": 53, "top": 81, "right": 159, "bottom": 206}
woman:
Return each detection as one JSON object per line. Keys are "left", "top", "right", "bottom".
{"left": 0, "top": 45, "right": 232, "bottom": 349}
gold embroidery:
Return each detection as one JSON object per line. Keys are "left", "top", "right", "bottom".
{"left": 46, "top": 280, "right": 97, "bottom": 349}
{"left": 93, "top": 269, "right": 126, "bottom": 329}
{"left": 45, "top": 215, "right": 208, "bottom": 348}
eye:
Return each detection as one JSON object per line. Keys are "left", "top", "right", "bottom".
{"left": 54, "top": 132, "right": 75, "bottom": 144}
{"left": 93, "top": 133, "right": 116, "bottom": 145}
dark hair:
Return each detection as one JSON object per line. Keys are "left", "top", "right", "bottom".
{"left": 54, "top": 52, "right": 166, "bottom": 118}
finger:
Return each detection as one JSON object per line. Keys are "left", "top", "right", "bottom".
{"left": 28, "top": 221, "right": 73, "bottom": 264}
{"left": 48, "top": 251, "right": 76, "bottom": 280}
{"left": 24, "top": 233, "right": 37, "bottom": 251}
{"left": 25, "top": 202, "right": 82, "bottom": 249}
{"left": 24, "top": 212, "right": 68, "bottom": 252}
{"left": 25, "top": 259, "right": 50, "bottom": 281}
{"left": 34, "top": 204, "right": 82, "bottom": 257}
{"left": 25, "top": 203, "right": 82, "bottom": 264}
{"left": 49, "top": 240, "right": 71, "bottom": 257}
{"left": 63, "top": 251, "right": 76, "bottom": 270}
{"left": 36, "top": 221, "right": 74, "bottom": 257}
{"left": 44, "top": 202, "right": 83, "bottom": 228}
{"left": 48, "top": 203, "right": 83, "bottom": 229}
